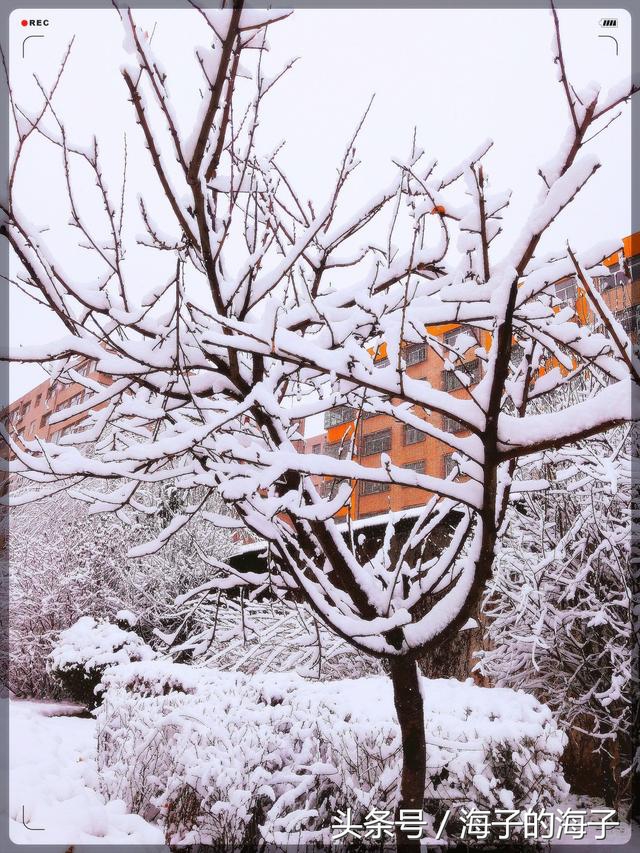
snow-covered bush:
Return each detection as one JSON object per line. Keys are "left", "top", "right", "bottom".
{"left": 6, "top": 484, "right": 234, "bottom": 699}
{"left": 164, "top": 594, "right": 383, "bottom": 680}
{"left": 6, "top": 478, "right": 375, "bottom": 701}
{"left": 48, "top": 617, "right": 156, "bottom": 709}
{"left": 5, "top": 490, "right": 134, "bottom": 698}
{"left": 96, "top": 662, "right": 568, "bottom": 847}
{"left": 477, "top": 423, "right": 634, "bottom": 808}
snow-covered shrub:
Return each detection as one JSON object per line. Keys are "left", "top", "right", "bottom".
{"left": 48, "top": 617, "right": 156, "bottom": 709}
{"left": 6, "top": 477, "right": 374, "bottom": 701}
{"left": 5, "top": 490, "right": 134, "bottom": 698}
{"left": 477, "top": 422, "right": 634, "bottom": 808}
{"left": 6, "top": 484, "right": 234, "bottom": 699}
{"left": 165, "top": 594, "right": 383, "bottom": 680}
{"left": 96, "top": 663, "right": 568, "bottom": 847}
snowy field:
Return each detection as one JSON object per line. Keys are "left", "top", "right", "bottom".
{"left": 8, "top": 699, "right": 165, "bottom": 847}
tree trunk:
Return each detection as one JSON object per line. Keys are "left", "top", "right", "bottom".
{"left": 389, "top": 656, "right": 427, "bottom": 852}
{"left": 599, "top": 722, "right": 619, "bottom": 812}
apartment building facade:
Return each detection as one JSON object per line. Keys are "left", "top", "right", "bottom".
{"left": 2, "top": 358, "right": 103, "bottom": 447}
{"left": 306, "top": 231, "right": 640, "bottom": 522}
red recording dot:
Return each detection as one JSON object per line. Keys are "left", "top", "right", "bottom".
{"left": 21, "top": 19, "right": 28, "bottom": 26}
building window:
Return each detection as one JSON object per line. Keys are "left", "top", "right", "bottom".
{"left": 443, "top": 325, "right": 478, "bottom": 351}
{"left": 324, "top": 406, "right": 355, "bottom": 429}
{"left": 35, "top": 394, "right": 42, "bottom": 407}
{"left": 627, "top": 254, "right": 640, "bottom": 283}
{"left": 442, "top": 415, "right": 465, "bottom": 433}
{"left": 311, "top": 444, "right": 321, "bottom": 454}
{"left": 360, "top": 479, "right": 390, "bottom": 495}
{"left": 323, "top": 441, "right": 351, "bottom": 460}
{"left": 511, "top": 344, "right": 525, "bottom": 367}
{"left": 443, "top": 454, "right": 458, "bottom": 477}
{"left": 40, "top": 414, "right": 48, "bottom": 428}
{"left": 596, "top": 269, "right": 628, "bottom": 291}
{"left": 403, "top": 424, "right": 425, "bottom": 445}
{"left": 404, "top": 343, "right": 426, "bottom": 366}
{"left": 554, "top": 277, "right": 577, "bottom": 302}
{"left": 595, "top": 273, "right": 614, "bottom": 290}
{"left": 442, "top": 358, "right": 481, "bottom": 392}
{"left": 362, "top": 429, "right": 392, "bottom": 456}
{"left": 319, "top": 478, "right": 347, "bottom": 499}
{"left": 403, "top": 460, "right": 425, "bottom": 475}
{"left": 22, "top": 402, "right": 31, "bottom": 416}
{"left": 57, "top": 392, "right": 82, "bottom": 412}
{"left": 615, "top": 306, "right": 640, "bottom": 335}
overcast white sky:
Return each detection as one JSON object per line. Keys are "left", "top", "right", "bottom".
{"left": 8, "top": 7, "right": 632, "bottom": 400}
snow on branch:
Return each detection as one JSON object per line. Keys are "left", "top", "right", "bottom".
{"left": 2, "top": 3, "right": 637, "bottom": 664}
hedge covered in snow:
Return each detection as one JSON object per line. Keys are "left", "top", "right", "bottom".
{"left": 96, "top": 662, "right": 569, "bottom": 847}
{"left": 48, "top": 617, "right": 156, "bottom": 709}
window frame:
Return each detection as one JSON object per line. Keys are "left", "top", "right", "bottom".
{"left": 614, "top": 305, "right": 640, "bottom": 335}
{"left": 362, "top": 428, "right": 392, "bottom": 456}
{"left": 442, "top": 415, "right": 465, "bottom": 434}
{"left": 360, "top": 478, "right": 390, "bottom": 496}
{"left": 323, "top": 406, "right": 355, "bottom": 429}
{"left": 319, "top": 477, "right": 348, "bottom": 499}
{"left": 554, "top": 277, "right": 578, "bottom": 302}
{"left": 404, "top": 342, "right": 427, "bottom": 366}
{"left": 442, "top": 358, "right": 481, "bottom": 392}
{"left": 443, "top": 453, "right": 458, "bottom": 478}
{"left": 443, "top": 324, "right": 479, "bottom": 352}
{"left": 627, "top": 254, "right": 640, "bottom": 282}
{"left": 403, "top": 423, "right": 426, "bottom": 446}
{"left": 323, "top": 440, "right": 352, "bottom": 460}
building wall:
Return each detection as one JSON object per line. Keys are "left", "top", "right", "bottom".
{"left": 1, "top": 358, "right": 108, "bottom": 488}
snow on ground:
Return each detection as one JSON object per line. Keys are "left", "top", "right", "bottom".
{"left": 8, "top": 698, "right": 166, "bottom": 848}
{"left": 549, "top": 795, "right": 633, "bottom": 848}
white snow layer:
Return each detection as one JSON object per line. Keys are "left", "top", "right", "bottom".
{"left": 8, "top": 698, "right": 166, "bottom": 846}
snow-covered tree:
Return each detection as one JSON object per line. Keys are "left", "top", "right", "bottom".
{"left": 1, "top": 5, "right": 637, "bottom": 846}
{"left": 5, "top": 487, "right": 133, "bottom": 697}
{"left": 5, "top": 482, "right": 235, "bottom": 697}
{"left": 164, "top": 591, "right": 383, "bottom": 680}
{"left": 477, "top": 418, "right": 635, "bottom": 811}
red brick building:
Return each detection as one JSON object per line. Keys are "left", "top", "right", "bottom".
{"left": 2, "top": 357, "right": 103, "bottom": 446}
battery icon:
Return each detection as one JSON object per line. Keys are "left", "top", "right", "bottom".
{"left": 599, "top": 18, "right": 618, "bottom": 27}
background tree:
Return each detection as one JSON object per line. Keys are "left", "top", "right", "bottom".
{"left": 4, "top": 480, "right": 235, "bottom": 697}
{"left": 1, "top": 4, "right": 637, "bottom": 847}
{"left": 477, "top": 414, "right": 634, "bottom": 812}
